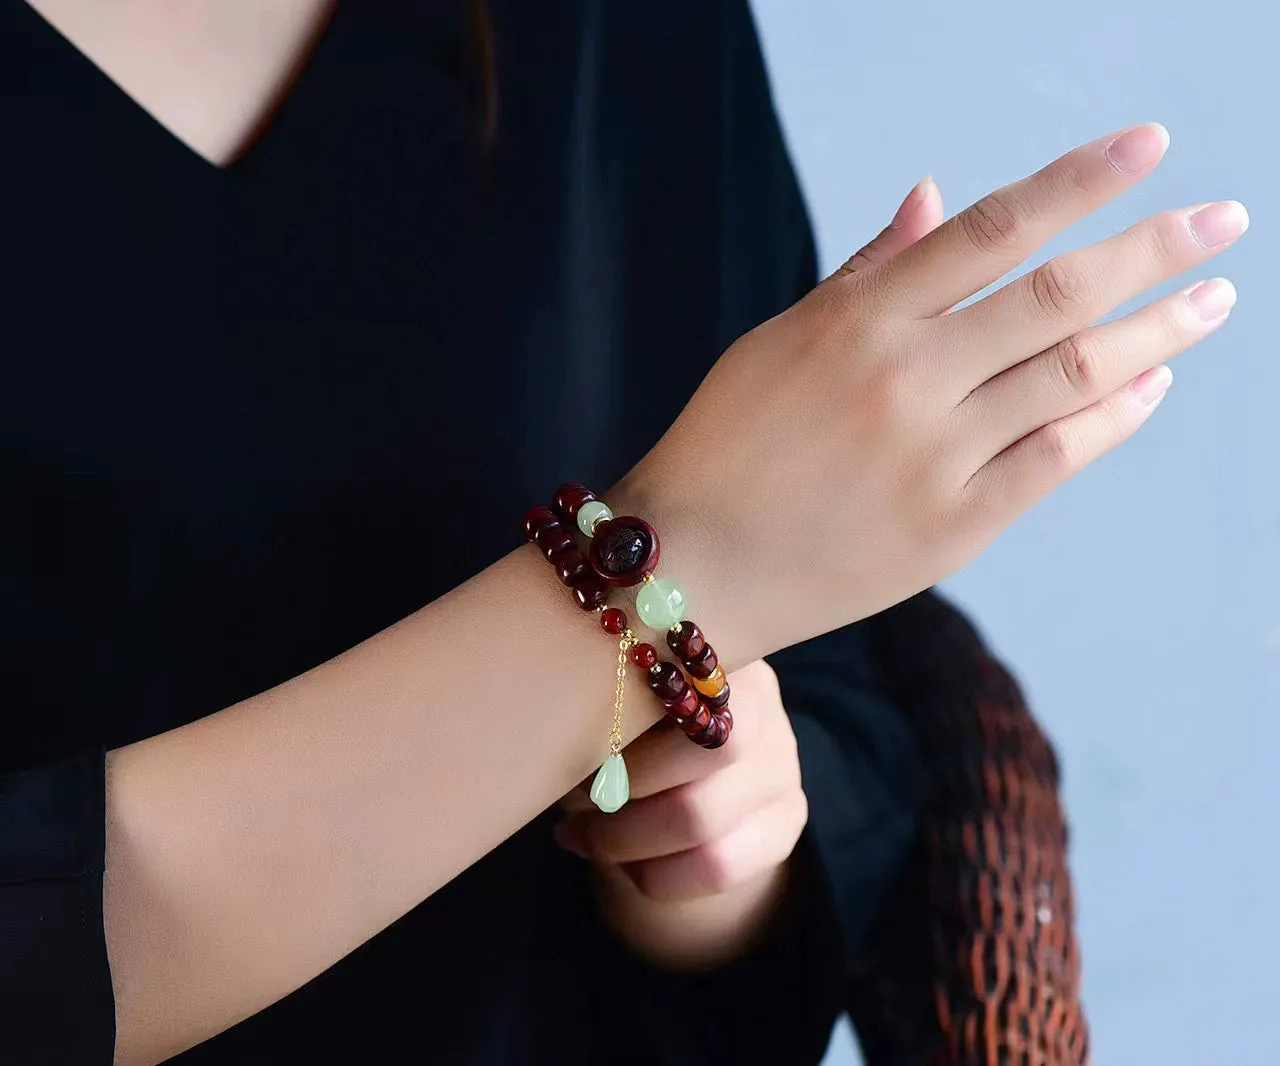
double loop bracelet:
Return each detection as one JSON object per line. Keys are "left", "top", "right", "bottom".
{"left": 523, "top": 483, "right": 733, "bottom": 813}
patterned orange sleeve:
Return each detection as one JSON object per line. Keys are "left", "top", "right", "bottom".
{"left": 849, "top": 592, "right": 1090, "bottom": 1066}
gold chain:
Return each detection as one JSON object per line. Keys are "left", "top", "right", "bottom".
{"left": 609, "top": 629, "right": 635, "bottom": 756}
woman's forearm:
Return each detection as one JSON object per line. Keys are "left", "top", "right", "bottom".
{"left": 104, "top": 499, "right": 725, "bottom": 1065}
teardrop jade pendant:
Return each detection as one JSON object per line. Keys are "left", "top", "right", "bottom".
{"left": 589, "top": 753, "right": 630, "bottom": 813}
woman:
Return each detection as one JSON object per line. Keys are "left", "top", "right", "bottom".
{"left": 2, "top": 1, "right": 1245, "bottom": 1063}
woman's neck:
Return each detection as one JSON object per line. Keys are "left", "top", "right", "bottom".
{"left": 26, "top": 0, "right": 336, "bottom": 166}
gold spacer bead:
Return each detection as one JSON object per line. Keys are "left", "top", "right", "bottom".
{"left": 649, "top": 664, "right": 663, "bottom": 676}
{"left": 642, "top": 572, "right": 655, "bottom": 585}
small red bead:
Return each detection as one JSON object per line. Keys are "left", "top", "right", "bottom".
{"left": 647, "top": 662, "right": 687, "bottom": 703}
{"left": 600, "top": 607, "right": 628, "bottom": 635}
{"left": 553, "top": 482, "right": 597, "bottom": 522}
{"left": 667, "top": 621, "right": 707, "bottom": 659}
{"left": 522, "top": 504, "right": 559, "bottom": 542}
{"left": 572, "top": 575, "right": 609, "bottom": 612}
{"left": 684, "top": 645, "right": 719, "bottom": 680}
{"left": 701, "top": 683, "right": 731, "bottom": 711}
{"left": 549, "top": 546, "right": 589, "bottom": 586}
{"left": 629, "top": 643, "right": 658, "bottom": 670}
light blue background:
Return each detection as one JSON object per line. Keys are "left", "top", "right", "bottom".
{"left": 749, "top": 1, "right": 1278, "bottom": 1062}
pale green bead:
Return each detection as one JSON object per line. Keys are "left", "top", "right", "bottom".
{"left": 589, "top": 754, "right": 629, "bottom": 813}
{"left": 576, "top": 500, "right": 613, "bottom": 537}
{"left": 636, "top": 578, "right": 687, "bottom": 631}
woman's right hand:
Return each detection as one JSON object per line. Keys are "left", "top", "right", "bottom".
{"left": 620, "top": 123, "right": 1246, "bottom": 663}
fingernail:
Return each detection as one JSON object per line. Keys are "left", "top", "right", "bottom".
{"left": 1105, "top": 123, "right": 1170, "bottom": 174}
{"left": 1189, "top": 201, "right": 1250, "bottom": 248}
{"left": 890, "top": 174, "right": 932, "bottom": 229}
{"left": 553, "top": 819, "right": 589, "bottom": 859}
{"left": 1185, "top": 277, "right": 1238, "bottom": 321}
{"left": 1133, "top": 365, "right": 1173, "bottom": 406}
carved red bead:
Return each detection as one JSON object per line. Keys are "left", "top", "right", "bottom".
{"left": 588, "top": 516, "right": 661, "bottom": 588}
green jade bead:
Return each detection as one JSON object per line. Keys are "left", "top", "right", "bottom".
{"left": 636, "top": 577, "right": 687, "bottom": 631}
{"left": 589, "top": 753, "right": 630, "bottom": 813}
{"left": 576, "top": 500, "right": 613, "bottom": 537}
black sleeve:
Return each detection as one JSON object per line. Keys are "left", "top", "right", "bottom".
{"left": 608, "top": 621, "right": 920, "bottom": 1064}
{"left": 0, "top": 750, "right": 116, "bottom": 1064}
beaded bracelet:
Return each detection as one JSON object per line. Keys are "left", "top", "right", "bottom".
{"left": 522, "top": 483, "right": 733, "bottom": 813}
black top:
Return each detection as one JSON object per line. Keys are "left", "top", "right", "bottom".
{"left": 1, "top": 3, "right": 919, "bottom": 1062}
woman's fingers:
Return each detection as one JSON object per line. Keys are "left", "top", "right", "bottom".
{"left": 831, "top": 174, "right": 945, "bottom": 279}
{"left": 963, "top": 278, "right": 1236, "bottom": 456}
{"left": 950, "top": 201, "right": 1249, "bottom": 383}
{"left": 624, "top": 797, "right": 808, "bottom": 902}
{"left": 967, "top": 364, "right": 1174, "bottom": 518}
{"left": 876, "top": 123, "right": 1170, "bottom": 317}
{"left": 558, "top": 763, "right": 774, "bottom": 865}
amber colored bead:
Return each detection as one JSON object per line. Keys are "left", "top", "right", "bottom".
{"left": 684, "top": 645, "right": 719, "bottom": 680}
{"left": 678, "top": 704, "right": 712, "bottom": 734}
{"left": 667, "top": 687, "right": 700, "bottom": 718}
{"left": 629, "top": 643, "right": 659, "bottom": 670}
{"left": 522, "top": 504, "right": 559, "bottom": 542}
{"left": 553, "top": 482, "right": 597, "bottom": 522}
{"left": 647, "top": 662, "right": 688, "bottom": 703}
{"left": 549, "top": 546, "right": 589, "bottom": 586}
{"left": 691, "top": 665, "right": 727, "bottom": 697}
{"left": 701, "top": 684, "right": 731, "bottom": 711}
{"left": 666, "top": 621, "right": 707, "bottom": 660}
{"left": 600, "top": 607, "right": 628, "bottom": 635}
{"left": 572, "top": 575, "right": 608, "bottom": 611}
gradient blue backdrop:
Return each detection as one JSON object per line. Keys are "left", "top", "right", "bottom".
{"left": 748, "top": 2, "right": 1278, "bottom": 1062}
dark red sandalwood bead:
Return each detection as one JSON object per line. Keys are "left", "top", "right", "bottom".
{"left": 522, "top": 504, "right": 559, "bottom": 542}
{"left": 549, "top": 546, "right": 589, "bottom": 586}
{"left": 571, "top": 575, "right": 609, "bottom": 612}
{"left": 667, "top": 687, "right": 700, "bottom": 718}
{"left": 552, "top": 483, "right": 597, "bottom": 522}
{"left": 701, "top": 684, "right": 731, "bottom": 711}
{"left": 532, "top": 517, "right": 566, "bottom": 548}
{"left": 629, "top": 643, "right": 659, "bottom": 670}
{"left": 696, "top": 712, "right": 731, "bottom": 749}
{"left": 684, "top": 645, "right": 719, "bottom": 680}
{"left": 667, "top": 622, "right": 707, "bottom": 660}
{"left": 600, "top": 607, "right": 628, "bottom": 635}
{"left": 538, "top": 527, "right": 576, "bottom": 561}
{"left": 589, "top": 517, "right": 661, "bottom": 588}
{"left": 678, "top": 704, "right": 713, "bottom": 734}
{"left": 647, "top": 662, "right": 688, "bottom": 703}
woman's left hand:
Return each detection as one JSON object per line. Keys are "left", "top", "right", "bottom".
{"left": 553, "top": 660, "right": 808, "bottom": 969}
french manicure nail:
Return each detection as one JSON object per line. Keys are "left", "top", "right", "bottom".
{"left": 1185, "top": 277, "right": 1238, "bottom": 321}
{"left": 1133, "top": 365, "right": 1173, "bottom": 406}
{"left": 890, "top": 174, "right": 932, "bottom": 229}
{"left": 1105, "top": 123, "right": 1170, "bottom": 174}
{"left": 1189, "top": 201, "right": 1250, "bottom": 248}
